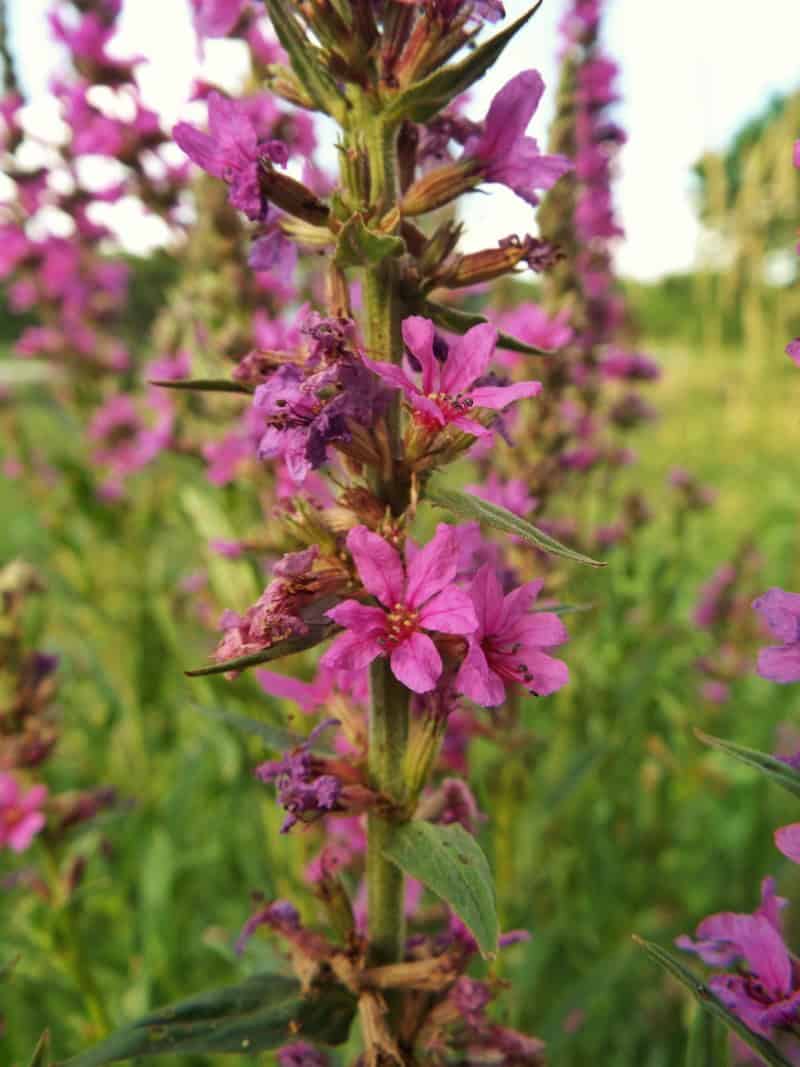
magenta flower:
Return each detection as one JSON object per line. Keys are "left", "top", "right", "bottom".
{"left": 497, "top": 304, "right": 574, "bottom": 361}
{"left": 0, "top": 774, "right": 47, "bottom": 853}
{"left": 365, "top": 316, "right": 540, "bottom": 437}
{"left": 463, "top": 71, "right": 572, "bottom": 206}
{"left": 709, "top": 917, "right": 800, "bottom": 1035}
{"left": 752, "top": 588, "right": 800, "bottom": 684}
{"left": 775, "top": 824, "right": 800, "bottom": 865}
{"left": 677, "top": 886, "right": 800, "bottom": 1035}
{"left": 173, "top": 92, "right": 288, "bottom": 220}
{"left": 255, "top": 720, "right": 343, "bottom": 833}
{"left": 677, "top": 877, "right": 787, "bottom": 968}
{"left": 787, "top": 339, "right": 800, "bottom": 366}
{"left": 277, "top": 1043, "right": 330, "bottom": 1067}
{"left": 321, "top": 524, "right": 477, "bottom": 694}
{"left": 190, "top": 0, "right": 246, "bottom": 37}
{"left": 457, "top": 565, "right": 569, "bottom": 707}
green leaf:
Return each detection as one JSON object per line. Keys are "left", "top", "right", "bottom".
{"left": 382, "top": 821, "right": 498, "bottom": 956}
{"left": 383, "top": 2, "right": 544, "bottom": 123}
{"left": 262, "top": 0, "right": 345, "bottom": 120}
{"left": 195, "top": 705, "right": 305, "bottom": 753}
{"left": 334, "top": 214, "right": 406, "bottom": 269}
{"left": 185, "top": 623, "right": 338, "bottom": 677}
{"left": 695, "top": 730, "right": 800, "bottom": 800}
{"left": 686, "top": 1007, "right": 730, "bottom": 1067}
{"left": 57, "top": 974, "right": 355, "bottom": 1067}
{"left": 425, "top": 476, "right": 605, "bottom": 568}
{"left": 149, "top": 378, "right": 253, "bottom": 395}
{"left": 28, "top": 1031, "right": 51, "bottom": 1067}
{"left": 418, "top": 300, "right": 550, "bottom": 356}
{"left": 635, "top": 937, "right": 795, "bottom": 1067}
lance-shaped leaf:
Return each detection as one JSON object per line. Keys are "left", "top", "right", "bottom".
{"left": 425, "top": 475, "right": 605, "bottom": 568}
{"left": 195, "top": 705, "right": 305, "bottom": 752}
{"left": 383, "top": 821, "right": 498, "bottom": 957}
{"left": 383, "top": 2, "right": 543, "bottom": 124}
{"left": 149, "top": 378, "right": 253, "bottom": 395}
{"left": 418, "top": 300, "right": 550, "bottom": 357}
{"left": 262, "top": 0, "right": 345, "bottom": 120}
{"left": 334, "top": 214, "right": 406, "bottom": 269}
{"left": 686, "top": 1007, "right": 730, "bottom": 1067}
{"left": 635, "top": 937, "right": 795, "bottom": 1067}
{"left": 194, "top": 705, "right": 334, "bottom": 756}
{"left": 185, "top": 622, "right": 338, "bottom": 678}
{"left": 57, "top": 974, "right": 356, "bottom": 1067}
{"left": 695, "top": 730, "right": 800, "bottom": 800}
{"left": 29, "top": 1032, "right": 51, "bottom": 1067}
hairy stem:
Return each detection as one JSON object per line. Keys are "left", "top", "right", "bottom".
{"left": 366, "top": 661, "right": 409, "bottom": 965}
{"left": 357, "top": 107, "right": 409, "bottom": 967}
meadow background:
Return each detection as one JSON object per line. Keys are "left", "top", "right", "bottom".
{"left": 2, "top": 3, "right": 800, "bottom": 1066}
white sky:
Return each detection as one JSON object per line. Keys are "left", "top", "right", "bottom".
{"left": 7, "top": 0, "right": 800, "bottom": 280}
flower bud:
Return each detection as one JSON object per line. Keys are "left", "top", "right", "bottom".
{"left": 259, "top": 166, "right": 330, "bottom": 227}
{"left": 400, "top": 160, "right": 481, "bottom": 217}
{"left": 264, "top": 65, "right": 317, "bottom": 110}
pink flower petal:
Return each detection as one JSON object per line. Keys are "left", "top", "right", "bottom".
{"left": 401, "top": 316, "right": 439, "bottom": 395}
{"left": 21, "top": 784, "right": 48, "bottom": 811}
{"left": 752, "top": 588, "right": 800, "bottom": 643}
{"left": 516, "top": 649, "right": 569, "bottom": 695}
{"left": 734, "top": 915, "right": 792, "bottom": 998}
{"left": 326, "top": 598, "right": 387, "bottom": 631}
{"left": 441, "top": 323, "right": 497, "bottom": 395}
{"left": 499, "top": 578, "right": 544, "bottom": 626}
{"left": 757, "top": 644, "right": 800, "bottom": 684}
{"left": 321, "top": 629, "right": 385, "bottom": 673}
{"left": 468, "top": 381, "right": 541, "bottom": 411}
{"left": 410, "top": 393, "right": 448, "bottom": 427}
{"left": 474, "top": 70, "right": 545, "bottom": 167}
{"left": 8, "top": 811, "right": 45, "bottom": 852}
{"left": 418, "top": 587, "right": 478, "bottom": 635}
{"left": 405, "top": 524, "right": 458, "bottom": 609}
{"left": 256, "top": 669, "right": 330, "bottom": 713}
{"left": 389, "top": 631, "right": 442, "bottom": 693}
{"left": 0, "top": 774, "right": 19, "bottom": 807}
{"left": 469, "top": 564, "right": 506, "bottom": 639}
{"left": 503, "top": 610, "right": 568, "bottom": 651}
{"left": 456, "top": 639, "right": 506, "bottom": 707}
{"left": 362, "top": 356, "right": 420, "bottom": 400}
{"left": 346, "top": 526, "right": 405, "bottom": 608}
{"left": 775, "top": 823, "right": 800, "bottom": 865}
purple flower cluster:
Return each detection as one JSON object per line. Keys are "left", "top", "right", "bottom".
{"left": 678, "top": 880, "right": 800, "bottom": 1045}
{"left": 254, "top": 324, "right": 390, "bottom": 482}
{"left": 174, "top": 91, "right": 289, "bottom": 221}
{"left": 255, "top": 721, "right": 343, "bottom": 833}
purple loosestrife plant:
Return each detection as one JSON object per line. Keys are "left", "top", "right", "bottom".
{"left": 61, "top": 3, "right": 607, "bottom": 1066}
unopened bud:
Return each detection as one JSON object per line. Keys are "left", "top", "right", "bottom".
{"left": 264, "top": 65, "right": 316, "bottom": 110}
{"left": 403, "top": 712, "right": 447, "bottom": 808}
{"left": 259, "top": 166, "right": 330, "bottom": 227}
{"left": 400, "top": 160, "right": 481, "bottom": 217}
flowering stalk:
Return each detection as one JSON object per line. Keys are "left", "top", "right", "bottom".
{"left": 355, "top": 103, "right": 410, "bottom": 967}
{"left": 60, "top": 3, "right": 587, "bottom": 1064}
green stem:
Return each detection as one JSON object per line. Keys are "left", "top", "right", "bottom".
{"left": 366, "top": 661, "right": 408, "bottom": 965}
{"left": 355, "top": 106, "right": 410, "bottom": 967}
